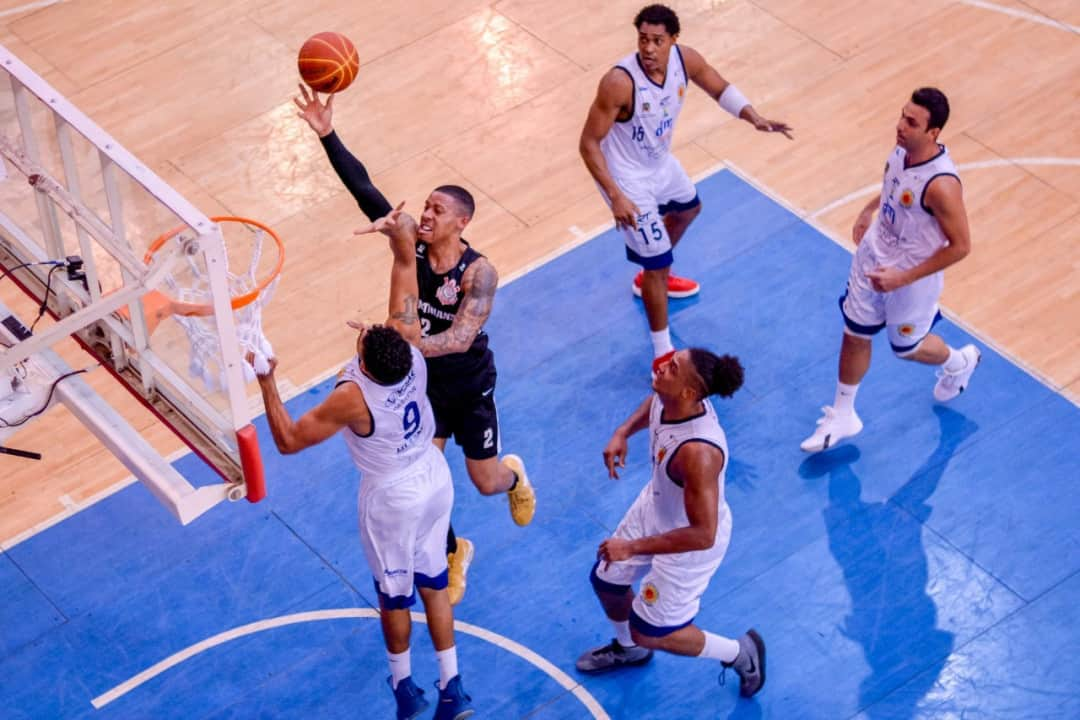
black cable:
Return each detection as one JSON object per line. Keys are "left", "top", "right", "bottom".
{"left": 0, "top": 446, "right": 42, "bottom": 460}
{"left": 0, "top": 367, "right": 89, "bottom": 429}
{"left": 0, "top": 259, "right": 63, "bottom": 286}
{"left": 30, "top": 263, "right": 63, "bottom": 333}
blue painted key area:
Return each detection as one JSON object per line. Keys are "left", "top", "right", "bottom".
{"left": 3, "top": 170, "right": 1077, "bottom": 719}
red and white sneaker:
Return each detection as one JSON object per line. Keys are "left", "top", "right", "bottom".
{"left": 652, "top": 350, "right": 676, "bottom": 377}
{"left": 632, "top": 271, "right": 700, "bottom": 299}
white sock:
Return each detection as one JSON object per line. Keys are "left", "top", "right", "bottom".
{"left": 834, "top": 381, "right": 859, "bottom": 415}
{"left": 436, "top": 646, "right": 458, "bottom": 690}
{"left": 387, "top": 649, "right": 411, "bottom": 690}
{"left": 942, "top": 346, "right": 966, "bottom": 373}
{"left": 698, "top": 631, "right": 739, "bottom": 663}
{"left": 612, "top": 619, "right": 635, "bottom": 648}
{"left": 650, "top": 328, "right": 674, "bottom": 358}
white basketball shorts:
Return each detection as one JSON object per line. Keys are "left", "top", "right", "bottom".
{"left": 593, "top": 485, "right": 730, "bottom": 635}
{"left": 840, "top": 243, "right": 945, "bottom": 353}
{"left": 358, "top": 445, "right": 453, "bottom": 609}
{"left": 600, "top": 153, "right": 700, "bottom": 269}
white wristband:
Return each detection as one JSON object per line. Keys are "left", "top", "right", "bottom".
{"left": 718, "top": 84, "right": 750, "bottom": 118}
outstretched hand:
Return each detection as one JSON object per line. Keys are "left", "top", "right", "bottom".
{"left": 294, "top": 84, "right": 334, "bottom": 138}
{"left": 353, "top": 201, "right": 407, "bottom": 238}
{"left": 750, "top": 114, "right": 794, "bottom": 139}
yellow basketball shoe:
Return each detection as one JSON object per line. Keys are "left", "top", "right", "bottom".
{"left": 503, "top": 454, "right": 535, "bottom": 526}
{"left": 446, "top": 538, "right": 474, "bottom": 606}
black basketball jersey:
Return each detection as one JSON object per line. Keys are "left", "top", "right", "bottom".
{"left": 416, "top": 240, "right": 495, "bottom": 394}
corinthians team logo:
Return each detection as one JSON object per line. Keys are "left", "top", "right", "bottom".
{"left": 436, "top": 276, "right": 461, "bottom": 306}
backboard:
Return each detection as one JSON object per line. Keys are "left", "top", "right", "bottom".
{"left": 0, "top": 44, "right": 266, "bottom": 524}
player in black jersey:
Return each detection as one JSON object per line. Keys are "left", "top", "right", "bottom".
{"left": 296, "top": 85, "right": 536, "bottom": 605}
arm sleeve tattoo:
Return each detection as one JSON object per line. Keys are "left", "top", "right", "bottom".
{"left": 419, "top": 259, "right": 498, "bottom": 358}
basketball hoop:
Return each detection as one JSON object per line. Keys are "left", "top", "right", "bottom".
{"left": 135, "top": 216, "right": 284, "bottom": 391}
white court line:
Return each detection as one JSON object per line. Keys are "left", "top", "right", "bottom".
{"left": 91, "top": 608, "right": 610, "bottom": 719}
{"left": 724, "top": 159, "right": 1080, "bottom": 407}
{"left": 959, "top": 0, "right": 1079, "bottom": 34}
{"left": 810, "top": 157, "right": 1080, "bottom": 219}
{"left": 0, "top": 0, "right": 69, "bottom": 18}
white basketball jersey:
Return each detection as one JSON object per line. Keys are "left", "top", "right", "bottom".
{"left": 862, "top": 145, "right": 960, "bottom": 270}
{"left": 601, "top": 45, "right": 689, "bottom": 174}
{"left": 337, "top": 344, "right": 435, "bottom": 480}
{"left": 646, "top": 395, "right": 731, "bottom": 539}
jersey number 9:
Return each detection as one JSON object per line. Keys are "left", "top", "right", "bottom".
{"left": 402, "top": 401, "right": 421, "bottom": 440}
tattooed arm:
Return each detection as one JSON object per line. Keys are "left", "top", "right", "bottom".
{"left": 353, "top": 204, "right": 421, "bottom": 345}
{"left": 418, "top": 257, "right": 498, "bottom": 357}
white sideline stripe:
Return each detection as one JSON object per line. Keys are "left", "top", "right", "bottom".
{"left": 725, "top": 159, "right": 1080, "bottom": 408}
{"left": 90, "top": 608, "right": 610, "bottom": 719}
{"left": 809, "top": 157, "right": 1080, "bottom": 219}
{"left": 0, "top": 0, "right": 69, "bottom": 18}
{"left": 959, "top": 0, "right": 1079, "bottom": 34}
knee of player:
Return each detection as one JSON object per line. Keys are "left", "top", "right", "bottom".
{"left": 629, "top": 627, "right": 663, "bottom": 649}
{"left": 892, "top": 342, "right": 921, "bottom": 360}
{"left": 470, "top": 469, "right": 502, "bottom": 495}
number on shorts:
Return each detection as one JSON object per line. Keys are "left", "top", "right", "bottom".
{"left": 402, "top": 401, "right": 421, "bottom": 440}
{"left": 637, "top": 221, "right": 662, "bottom": 245}
{"left": 482, "top": 427, "right": 494, "bottom": 449}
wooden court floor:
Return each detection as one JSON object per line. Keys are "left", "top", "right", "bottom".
{"left": 1, "top": 0, "right": 1077, "bottom": 543}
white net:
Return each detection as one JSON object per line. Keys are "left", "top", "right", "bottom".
{"left": 162, "top": 223, "right": 277, "bottom": 392}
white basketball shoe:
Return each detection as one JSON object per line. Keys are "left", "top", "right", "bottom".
{"left": 800, "top": 406, "right": 864, "bottom": 453}
{"left": 934, "top": 345, "right": 981, "bottom": 402}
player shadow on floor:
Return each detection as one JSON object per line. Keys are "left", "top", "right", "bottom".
{"left": 799, "top": 406, "right": 979, "bottom": 719}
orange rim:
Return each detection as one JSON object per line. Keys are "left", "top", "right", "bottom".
{"left": 144, "top": 216, "right": 284, "bottom": 314}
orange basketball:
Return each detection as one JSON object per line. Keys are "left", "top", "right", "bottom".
{"left": 298, "top": 32, "right": 359, "bottom": 94}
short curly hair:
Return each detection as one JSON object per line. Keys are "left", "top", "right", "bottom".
{"left": 361, "top": 324, "right": 412, "bottom": 385}
{"left": 634, "top": 4, "right": 680, "bottom": 35}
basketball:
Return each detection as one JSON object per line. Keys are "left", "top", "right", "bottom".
{"left": 297, "top": 32, "right": 359, "bottom": 94}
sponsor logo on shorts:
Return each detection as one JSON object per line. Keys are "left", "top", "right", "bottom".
{"left": 384, "top": 568, "right": 409, "bottom": 577}
{"left": 899, "top": 189, "right": 915, "bottom": 208}
{"left": 642, "top": 583, "right": 659, "bottom": 605}
{"left": 898, "top": 324, "right": 915, "bottom": 337}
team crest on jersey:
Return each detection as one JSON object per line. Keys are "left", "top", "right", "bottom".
{"left": 656, "top": 447, "right": 667, "bottom": 464}
{"left": 436, "top": 276, "right": 461, "bottom": 305}
{"left": 898, "top": 324, "right": 915, "bottom": 337}
{"left": 899, "top": 189, "right": 915, "bottom": 208}
{"left": 642, "top": 583, "right": 659, "bottom": 605}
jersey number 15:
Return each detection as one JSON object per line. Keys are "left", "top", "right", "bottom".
{"left": 637, "top": 221, "right": 662, "bottom": 245}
